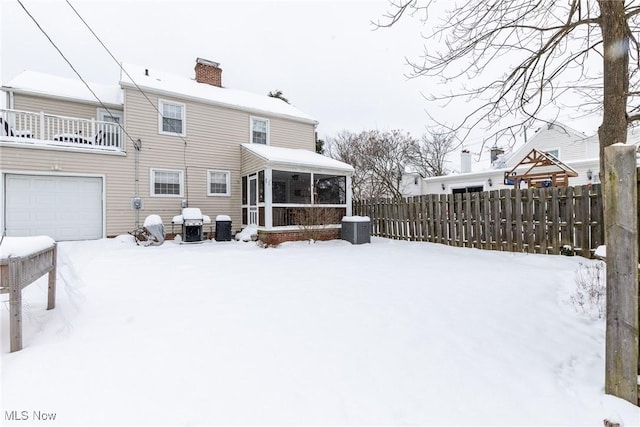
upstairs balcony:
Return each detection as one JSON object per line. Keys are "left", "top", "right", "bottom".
{"left": 0, "top": 108, "right": 124, "bottom": 152}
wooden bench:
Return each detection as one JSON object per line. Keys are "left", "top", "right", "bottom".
{"left": 0, "top": 243, "right": 57, "bottom": 352}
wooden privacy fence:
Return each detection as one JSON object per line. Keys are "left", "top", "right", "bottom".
{"left": 353, "top": 184, "right": 603, "bottom": 257}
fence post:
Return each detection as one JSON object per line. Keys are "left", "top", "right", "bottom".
{"left": 47, "top": 244, "right": 57, "bottom": 310}
{"left": 603, "top": 144, "right": 638, "bottom": 405}
{"left": 9, "top": 256, "right": 22, "bottom": 353}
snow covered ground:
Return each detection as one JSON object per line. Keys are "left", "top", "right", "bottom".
{"left": 1, "top": 236, "right": 638, "bottom": 426}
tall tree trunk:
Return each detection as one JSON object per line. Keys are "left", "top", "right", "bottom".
{"left": 597, "top": 0, "right": 629, "bottom": 162}
{"left": 598, "top": 0, "right": 638, "bottom": 406}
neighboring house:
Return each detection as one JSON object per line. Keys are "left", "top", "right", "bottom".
{"left": 0, "top": 58, "right": 353, "bottom": 241}
{"left": 417, "top": 121, "right": 640, "bottom": 196}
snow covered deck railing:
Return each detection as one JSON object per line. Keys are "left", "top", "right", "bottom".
{"left": 0, "top": 237, "right": 57, "bottom": 352}
{"left": 0, "top": 108, "right": 124, "bottom": 151}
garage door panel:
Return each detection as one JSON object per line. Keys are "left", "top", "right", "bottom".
{"left": 5, "top": 174, "right": 103, "bottom": 241}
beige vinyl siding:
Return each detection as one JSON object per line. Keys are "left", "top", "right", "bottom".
{"left": 2, "top": 88, "right": 316, "bottom": 237}
{"left": 241, "top": 147, "right": 266, "bottom": 176}
{"left": 269, "top": 116, "right": 315, "bottom": 150}
{"left": 0, "top": 146, "right": 134, "bottom": 236}
{"left": 125, "top": 89, "right": 245, "bottom": 230}
{"left": 13, "top": 93, "right": 122, "bottom": 121}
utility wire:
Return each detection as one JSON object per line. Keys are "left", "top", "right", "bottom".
{"left": 65, "top": 0, "right": 191, "bottom": 202}
{"left": 16, "top": 0, "right": 140, "bottom": 149}
{"left": 64, "top": 0, "right": 189, "bottom": 148}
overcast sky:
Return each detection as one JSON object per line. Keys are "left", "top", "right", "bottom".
{"left": 1, "top": 0, "right": 601, "bottom": 167}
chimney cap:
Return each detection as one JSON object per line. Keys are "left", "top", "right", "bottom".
{"left": 196, "top": 57, "right": 220, "bottom": 68}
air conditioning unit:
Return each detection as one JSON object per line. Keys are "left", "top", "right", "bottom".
{"left": 341, "top": 216, "right": 371, "bottom": 244}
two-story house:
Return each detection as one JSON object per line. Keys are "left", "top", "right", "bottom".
{"left": 1, "top": 58, "right": 353, "bottom": 241}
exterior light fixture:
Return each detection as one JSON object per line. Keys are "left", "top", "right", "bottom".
{"left": 441, "top": 183, "right": 445, "bottom": 191}
{"left": 586, "top": 169, "right": 593, "bottom": 181}
{"left": 488, "top": 178, "right": 493, "bottom": 187}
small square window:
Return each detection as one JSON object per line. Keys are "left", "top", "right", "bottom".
{"left": 251, "top": 117, "right": 269, "bottom": 144}
{"left": 159, "top": 100, "right": 186, "bottom": 136}
{"left": 207, "top": 170, "right": 230, "bottom": 196}
{"left": 151, "top": 169, "right": 183, "bottom": 196}
{"left": 546, "top": 149, "right": 559, "bottom": 159}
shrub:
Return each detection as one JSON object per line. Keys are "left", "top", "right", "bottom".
{"left": 293, "top": 207, "right": 342, "bottom": 242}
{"left": 569, "top": 261, "right": 606, "bottom": 320}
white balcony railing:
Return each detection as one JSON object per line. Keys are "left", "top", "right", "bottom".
{"left": 0, "top": 108, "right": 124, "bottom": 151}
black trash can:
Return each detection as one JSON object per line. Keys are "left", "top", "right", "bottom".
{"left": 215, "top": 215, "right": 232, "bottom": 241}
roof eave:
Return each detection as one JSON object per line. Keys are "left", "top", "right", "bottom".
{"left": 2, "top": 86, "right": 123, "bottom": 109}
{"left": 120, "top": 81, "right": 318, "bottom": 126}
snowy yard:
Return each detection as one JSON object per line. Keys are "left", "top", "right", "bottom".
{"left": 1, "top": 236, "right": 638, "bottom": 426}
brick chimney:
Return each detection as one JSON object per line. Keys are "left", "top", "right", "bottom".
{"left": 195, "top": 57, "right": 222, "bottom": 87}
{"left": 490, "top": 145, "right": 504, "bottom": 163}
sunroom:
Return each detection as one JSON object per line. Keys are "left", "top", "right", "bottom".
{"left": 240, "top": 144, "right": 354, "bottom": 239}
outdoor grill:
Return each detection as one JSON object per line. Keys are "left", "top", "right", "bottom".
{"left": 171, "top": 208, "right": 211, "bottom": 243}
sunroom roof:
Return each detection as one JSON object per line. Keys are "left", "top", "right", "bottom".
{"left": 241, "top": 144, "right": 354, "bottom": 174}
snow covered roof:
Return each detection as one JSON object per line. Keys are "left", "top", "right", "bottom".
{"left": 241, "top": 144, "right": 354, "bottom": 174}
{"left": 503, "top": 121, "right": 587, "bottom": 168}
{"left": 2, "top": 70, "right": 123, "bottom": 106}
{"left": 120, "top": 63, "right": 317, "bottom": 124}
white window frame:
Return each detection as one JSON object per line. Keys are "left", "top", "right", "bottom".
{"left": 207, "top": 169, "right": 231, "bottom": 196}
{"left": 250, "top": 116, "right": 270, "bottom": 145}
{"left": 545, "top": 148, "right": 560, "bottom": 159}
{"left": 150, "top": 168, "right": 184, "bottom": 197}
{"left": 96, "top": 108, "right": 123, "bottom": 124}
{"left": 158, "top": 99, "right": 186, "bottom": 136}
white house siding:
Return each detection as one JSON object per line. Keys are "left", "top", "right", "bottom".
{"left": 506, "top": 124, "right": 587, "bottom": 167}
{"left": 12, "top": 93, "right": 122, "bottom": 121}
{"left": 0, "top": 145, "right": 132, "bottom": 237}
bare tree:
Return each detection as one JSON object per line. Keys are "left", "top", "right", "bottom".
{"left": 327, "top": 129, "right": 418, "bottom": 200}
{"left": 379, "top": 0, "right": 640, "bottom": 405}
{"left": 408, "top": 129, "right": 456, "bottom": 177}
{"left": 377, "top": 1, "right": 640, "bottom": 162}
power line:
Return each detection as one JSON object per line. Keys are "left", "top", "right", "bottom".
{"left": 64, "top": 0, "right": 191, "bottom": 202}
{"left": 16, "top": 0, "right": 140, "bottom": 149}
{"left": 64, "top": 0, "right": 189, "bottom": 148}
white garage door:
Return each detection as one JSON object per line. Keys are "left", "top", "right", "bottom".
{"left": 5, "top": 174, "right": 103, "bottom": 241}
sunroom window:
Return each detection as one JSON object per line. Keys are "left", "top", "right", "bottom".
{"left": 314, "top": 174, "right": 346, "bottom": 204}
{"left": 272, "top": 170, "right": 311, "bottom": 203}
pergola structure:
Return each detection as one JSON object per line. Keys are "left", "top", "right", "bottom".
{"left": 503, "top": 149, "right": 579, "bottom": 188}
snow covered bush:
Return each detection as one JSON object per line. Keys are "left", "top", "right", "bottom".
{"left": 569, "top": 261, "right": 606, "bottom": 320}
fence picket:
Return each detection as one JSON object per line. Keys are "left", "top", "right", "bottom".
{"left": 353, "top": 183, "right": 604, "bottom": 256}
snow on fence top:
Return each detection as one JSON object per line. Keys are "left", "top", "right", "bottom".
{"left": 0, "top": 236, "right": 55, "bottom": 258}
